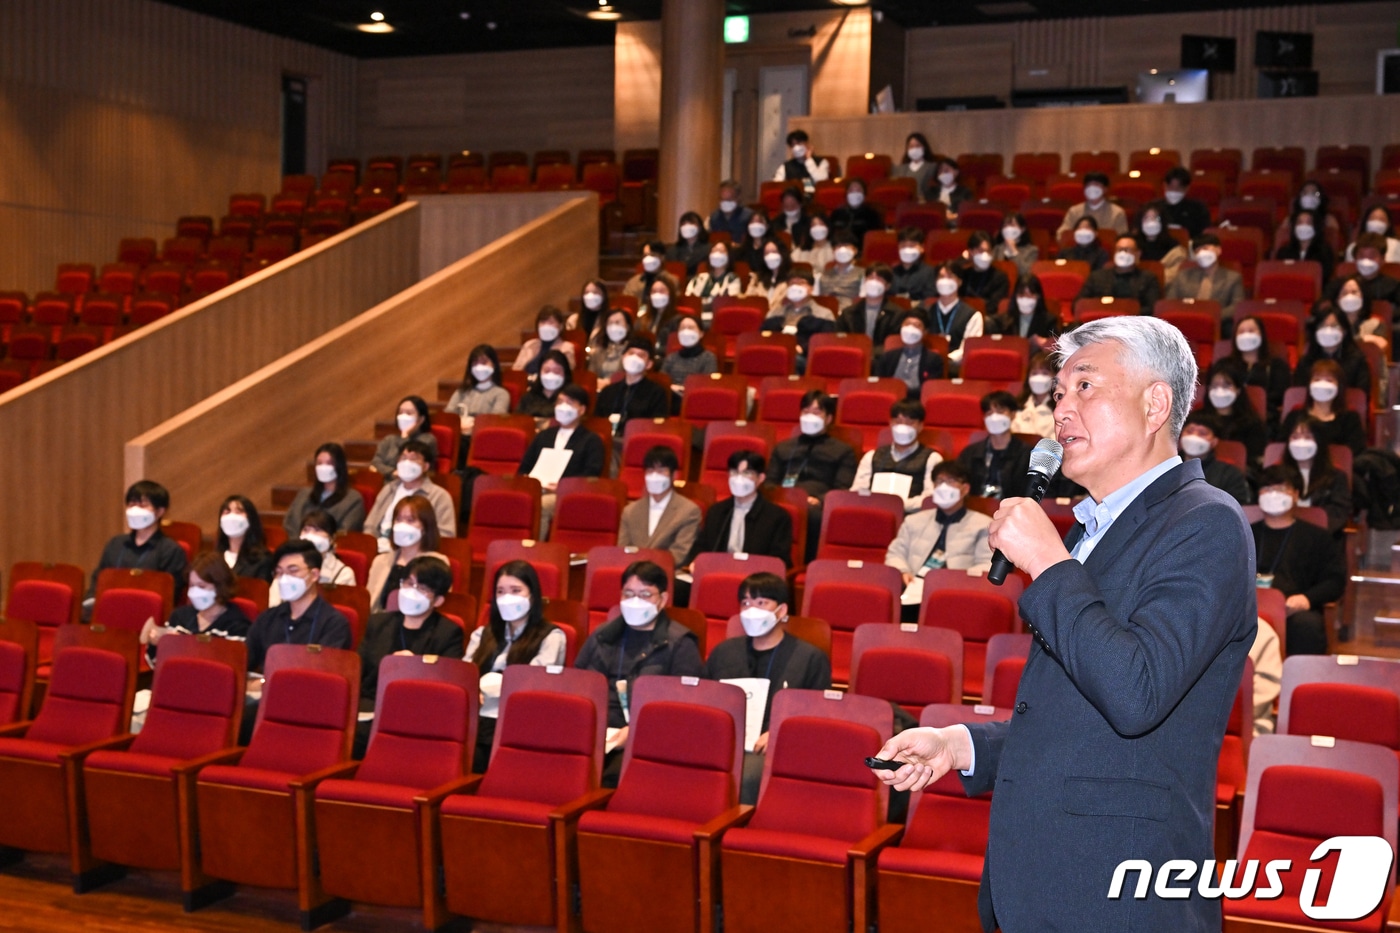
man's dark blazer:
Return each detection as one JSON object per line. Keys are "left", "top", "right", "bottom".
{"left": 685, "top": 495, "right": 794, "bottom": 568}
{"left": 960, "top": 458, "right": 1256, "bottom": 932}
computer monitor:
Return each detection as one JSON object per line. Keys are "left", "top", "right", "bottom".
{"left": 1135, "top": 69, "right": 1209, "bottom": 104}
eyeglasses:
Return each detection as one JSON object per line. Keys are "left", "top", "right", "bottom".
{"left": 400, "top": 579, "right": 434, "bottom": 597}
{"left": 622, "top": 588, "right": 659, "bottom": 601}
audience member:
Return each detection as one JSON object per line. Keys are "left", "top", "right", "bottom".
{"left": 1342, "top": 207, "right": 1400, "bottom": 262}
{"left": 1146, "top": 166, "right": 1211, "bottom": 239}
{"left": 684, "top": 450, "right": 793, "bottom": 570}
{"left": 1226, "top": 315, "right": 1292, "bottom": 426}
{"left": 931, "top": 155, "right": 974, "bottom": 219}
{"left": 1178, "top": 412, "right": 1251, "bottom": 505}
{"left": 370, "top": 395, "right": 438, "bottom": 478}
{"left": 445, "top": 345, "right": 511, "bottom": 450}
{"left": 518, "top": 383, "right": 606, "bottom": 536}
{"left": 357, "top": 555, "right": 463, "bottom": 711}
{"left": 1274, "top": 182, "right": 1341, "bottom": 252}
{"left": 1077, "top": 235, "right": 1162, "bottom": 308}
{"left": 957, "top": 390, "right": 1027, "bottom": 499}
{"left": 140, "top": 551, "right": 251, "bottom": 667}
{"left": 270, "top": 508, "right": 355, "bottom": 605}
{"left": 926, "top": 261, "right": 984, "bottom": 368}
{"left": 567, "top": 278, "right": 610, "bottom": 336}
{"left": 749, "top": 238, "right": 791, "bottom": 309}
{"left": 84, "top": 479, "right": 188, "bottom": 610}
{"left": 1203, "top": 360, "right": 1269, "bottom": 465}
{"left": 772, "top": 129, "right": 830, "bottom": 189}
{"left": 595, "top": 337, "right": 669, "bottom": 436}
{"left": 621, "top": 240, "right": 679, "bottom": 302}
{"left": 513, "top": 305, "right": 576, "bottom": 374}
{"left": 767, "top": 391, "right": 858, "bottom": 558}
{"left": 987, "top": 274, "right": 1057, "bottom": 353}
{"left": 586, "top": 308, "right": 635, "bottom": 380}
{"left": 1059, "top": 216, "right": 1111, "bottom": 270}
{"left": 1165, "top": 233, "right": 1245, "bottom": 324}
{"left": 707, "top": 179, "right": 753, "bottom": 242}
{"left": 791, "top": 212, "right": 833, "bottom": 270}
{"left": 666, "top": 211, "right": 710, "bottom": 276}
{"left": 617, "top": 445, "right": 702, "bottom": 566}
{"left": 216, "top": 494, "right": 273, "bottom": 581}
{"left": 733, "top": 210, "right": 771, "bottom": 273}
{"left": 1282, "top": 415, "right": 1353, "bottom": 536}
{"left": 760, "top": 269, "right": 836, "bottom": 370}
{"left": 660, "top": 315, "right": 719, "bottom": 384}
{"left": 891, "top": 227, "right": 938, "bottom": 300}
{"left": 850, "top": 399, "right": 943, "bottom": 512}
{"left": 515, "top": 349, "right": 572, "bottom": 423}
{"left": 873, "top": 308, "right": 944, "bottom": 397}
{"left": 684, "top": 241, "right": 747, "bottom": 312}
{"left": 1282, "top": 357, "right": 1366, "bottom": 455}
{"left": 1133, "top": 206, "right": 1187, "bottom": 282}
{"left": 365, "top": 440, "right": 457, "bottom": 547}
{"left": 1250, "top": 616, "right": 1283, "bottom": 735}
{"left": 365, "top": 496, "right": 449, "bottom": 612}
{"left": 1293, "top": 304, "right": 1372, "bottom": 402}
{"left": 246, "top": 539, "right": 352, "bottom": 672}
{"left": 703, "top": 572, "right": 832, "bottom": 804}
{"left": 640, "top": 276, "right": 684, "bottom": 349}
{"left": 1011, "top": 353, "right": 1058, "bottom": 438}
{"left": 890, "top": 132, "right": 936, "bottom": 200}
{"left": 1274, "top": 207, "right": 1335, "bottom": 282}
{"left": 283, "top": 442, "right": 366, "bottom": 537}
{"left": 828, "top": 178, "right": 884, "bottom": 250}
{"left": 960, "top": 232, "right": 1010, "bottom": 308}
{"left": 1252, "top": 464, "right": 1345, "bottom": 656}
{"left": 885, "top": 461, "right": 993, "bottom": 619}
{"left": 837, "top": 264, "right": 901, "bottom": 345}
{"left": 1327, "top": 232, "right": 1400, "bottom": 308}
{"left": 819, "top": 231, "right": 863, "bottom": 302}
{"left": 1332, "top": 274, "right": 1390, "bottom": 356}
{"left": 991, "top": 212, "right": 1038, "bottom": 278}
{"left": 1056, "top": 172, "right": 1127, "bottom": 237}
{"left": 467, "top": 561, "right": 568, "bottom": 773}
{"left": 771, "top": 187, "right": 810, "bottom": 243}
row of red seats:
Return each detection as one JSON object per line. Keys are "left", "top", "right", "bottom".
{"left": 318, "top": 147, "right": 657, "bottom": 187}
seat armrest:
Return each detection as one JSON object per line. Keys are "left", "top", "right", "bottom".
{"left": 0, "top": 720, "right": 32, "bottom": 738}
{"left": 58, "top": 733, "right": 136, "bottom": 762}
{"left": 847, "top": 823, "right": 904, "bottom": 862}
{"left": 414, "top": 774, "right": 482, "bottom": 808}
{"left": 287, "top": 761, "right": 359, "bottom": 793}
{"left": 549, "top": 788, "right": 614, "bottom": 824}
{"left": 693, "top": 804, "right": 754, "bottom": 843}
{"left": 169, "top": 747, "right": 245, "bottom": 777}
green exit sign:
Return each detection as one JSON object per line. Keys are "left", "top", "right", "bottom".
{"left": 724, "top": 15, "right": 749, "bottom": 43}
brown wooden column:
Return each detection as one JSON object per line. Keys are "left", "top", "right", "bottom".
{"left": 657, "top": 0, "right": 724, "bottom": 232}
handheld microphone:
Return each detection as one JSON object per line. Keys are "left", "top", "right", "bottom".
{"left": 988, "top": 438, "right": 1065, "bottom": 586}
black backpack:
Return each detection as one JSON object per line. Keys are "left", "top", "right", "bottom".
{"left": 1353, "top": 448, "right": 1400, "bottom": 529}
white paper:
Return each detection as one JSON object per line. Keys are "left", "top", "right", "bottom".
{"left": 901, "top": 576, "right": 924, "bottom": 606}
{"left": 674, "top": 571, "right": 694, "bottom": 584}
{"left": 871, "top": 472, "right": 913, "bottom": 500}
{"left": 606, "top": 727, "right": 626, "bottom": 754}
{"left": 528, "top": 447, "right": 574, "bottom": 486}
{"left": 720, "top": 677, "right": 771, "bottom": 752}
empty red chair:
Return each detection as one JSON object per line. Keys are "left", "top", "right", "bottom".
{"left": 191, "top": 644, "right": 359, "bottom": 923}
{"left": 1030, "top": 259, "right": 1089, "bottom": 303}
{"left": 482, "top": 539, "right": 571, "bottom": 600}
{"left": 1010, "top": 153, "right": 1061, "bottom": 186}
{"left": 117, "top": 237, "right": 157, "bottom": 266}
{"left": 94, "top": 567, "right": 173, "bottom": 633}
{"left": 691, "top": 553, "right": 787, "bottom": 650}
{"left": 961, "top": 343, "right": 1027, "bottom": 381}
{"left": 682, "top": 373, "right": 749, "bottom": 429}
{"left": 835, "top": 377, "right": 905, "bottom": 451}
{"left": 128, "top": 292, "right": 173, "bottom": 326}
{"left": 1254, "top": 259, "right": 1322, "bottom": 303}
{"left": 227, "top": 193, "right": 266, "bottom": 217}
{"left": 720, "top": 689, "right": 898, "bottom": 933}
{"left": 845, "top": 153, "right": 893, "bottom": 185}
{"left": 617, "top": 418, "right": 692, "bottom": 500}
{"left": 1277, "top": 655, "right": 1400, "bottom": 756}
{"left": 464, "top": 413, "right": 535, "bottom": 476}
{"left": 30, "top": 291, "right": 74, "bottom": 328}
{"left": 734, "top": 330, "right": 797, "bottom": 384}
{"left": 982, "top": 632, "right": 1031, "bottom": 708}
{"left": 850, "top": 623, "right": 963, "bottom": 716}
{"left": 6, "top": 562, "right": 84, "bottom": 664}
{"left": 815, "top": 490, "right": 903, "bottom": 564}
{"left": 582, "top": 162, "right": 622, "bottom": 203}
{"left": 54, "top": 263, "right": 95, "bottom": 296}
{"left": 955, "top": 201, "right": 1005, "bottom": 237}
{"left": 800, "top": 559, "right": 902, "bottom": 684}
{"left": 466, "top": 475, "right": 542, "bottom": 562}
{"left": 919, "top": 584, "right": 1018, "bottom": 698}
{"left": 582, "top": 546, "right": 675, "bottom": 632}
{"left": 699, "top": 421, "right": 776, "bottom": 497}
{"left": 807, "top": 332, "right": 873, "bottom": 392}
{"left": 78, "top": 293, "right": 123, "bottom": 329}
{"left": 312, "top": 655, "right": 478, "bottom": 915}
{"left": 551, "top": 476, "right": 628, "bottom": 554}
{"left": 433, "top": 665, "right": 609, "bottom": 929}
{"left": 575, "top": 676, "right": 748, "bottom": 933}
{"left": 711, "top": 297, "right": 769, "bottom": 359}
{"left": 1190, "top": 148, "right": 1243, "bottom": 188}
{"left": 0, "top": 618, "right": 37, "bottom": 726}
{"left": 1251, "top": 146, "right": 1305, "bottom": 184}
{"left": 141, "top": 263, "right": 186, "bottom": 297}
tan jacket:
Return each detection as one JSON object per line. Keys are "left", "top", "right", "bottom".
{"left": 1165, "top": 263, "right": 1245, "bottom": 319}
{"left": 885, "top": 508, "right": 993, "bottom": 576}
{"left": 617, "top": 493, "right": 702, "bottom": 568}
{"left": 364, "top": 477, "right": 457, "bottom": 541}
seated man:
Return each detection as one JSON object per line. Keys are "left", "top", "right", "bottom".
{"left": 873, "top": 307, "right": 944, "bottom": 398}
{"left": 1252, "top": 465, "right": 1346, "bottom": 656}
{"left": 1325, "top": 232, "right": 1400, "bottom": 307}
{"left": 837, "top": 263, "right": 902, "bottom": 345}
{"left": 1077, "top": 235, "right": 1162, "bottom": 309}
{"left": 850, "top": 399, "right": 943, "bottom": 513}
{"left": 1166, "top": 233, "right": 1246, "bottom": 325}
{"left": 84, "top": 479, "right": 188, "bottom": 615}
{"left": 684, "top": 449, "right": 794, "bottom": 574}
{"left": 891, "top": 226, "right": 938, "bottom": 301}
{"left": 772, "top": 128, "right": 831, "bottom": 190}
{"left": 1179, "top": 411, "right": 1251, "bottom": 506}
{"left": 617, "top": 445, "right": 702, "bottom": 567}
{"left": 767, "top": 390, "right": 858, "bottom": 561}
{"left": 595, "top": 337, "right": 670, "bottom": 435}
{"left": 574, "top": 560, "right": 703, "bottom": 785}
{"left": 707, "top": 178, "right": 752, "bottom": 242}
{"left": 759, "top": 268, "right": 836, "bottom": 372}
{"left": 956, "top": 390, "right": 1028, "bottom": 499}
{"left": 364, "top": 440, "right": 458, "bottom": 550}
{"left": 1146, "top": 166, "right": 1212, "bottom": 240}
{"left": 246, "top": 539, "right": 353, "bottom": 672}
{"left": 1056, "top": 172, "right": 1128, "bottom": 237}
{"left": 704, "top": 572, "right": 832, "bottom": 804}
{"left": 885, "top": 461, "right": 993, "bottom": 620}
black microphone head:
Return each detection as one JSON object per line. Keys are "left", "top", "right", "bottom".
{"left": 1029, "top": 438, "right": 1064, "bottom": 479}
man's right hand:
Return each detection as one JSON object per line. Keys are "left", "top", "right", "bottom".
{"left": 870, "top": 726, "right": 971, "bottom": 792}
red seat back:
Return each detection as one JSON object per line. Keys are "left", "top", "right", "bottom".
{"left": 27, "top": 647, "right": 131, "bottom": 746}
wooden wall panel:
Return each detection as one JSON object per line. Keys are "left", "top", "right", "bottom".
{"left": 415, "top": 190, "right": 590, "bottom": 277}
{"left": 615, "top": 21, "right": 664, "bottom": 157}
{"left": 127, "top": 197, "right": 599, "bottom": 528}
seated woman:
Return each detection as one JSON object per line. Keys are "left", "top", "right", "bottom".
{"left": 1274, "top": 207, "right": 1335, "bottom": 282}
{"left": 357, "top": 555, "right": 464, "bottom": 712}
{"left": 791, "top": 211, "right": 833, "bottom": 272}
{"left": 518, "top": 384, "right": 606, "bottom": 538}
{"left": 660, "top": 314, "right": 719, "bottom": 387}
{"left": 515, "top": 349, "right": 573, "bottom": 426}
{"left": 466, "top": 561, "right": 568, "bottom": 773}
{"left": 271, "top": 508, "right": 356, "bottom": 606}
{"left": 985, "top": 274, "right": 1057, "bottom": 354}
{"left": 1134, "top": 205, "right": 1187, "bottom": 284}
{"left": 365, "top": 496, "right": 450, "bottom": 612}
{"left": 991, "top": 212, "right": 1038, "bottom": 279}
{"left": 890, "top": 132, "right": 935, "bottom": 201}
{"left": 283, "top": 442, "right": 367, "bottom": 537}
{"left": 1282, "top": 357, "right": 1367, "bottom": 456}
{"left": 1332, "top": 274, "right": 1390, "bottom": 356}
{"left": 445, "top": 344, "right": 511, "bottom": 456}
{"left": 370, "top": 395, "right": 439, "bottom": 477}
{"left": 1344, "top": 205, "right": 1400, "bottom": 262}
{"left": 684, "top": 241, "right": 747, "bottom": 315}
{"left": 1010, "top": 352, "right": 1057, "bottom": 439}
{"left": 217, "top": 495, "right": 273, "bottom": 581}
{"left": 587, "top": 308, "right": 635, "bottom": 380}
{"left": 747, "top": 238, "right": 790, "bottom": 310}
{"left": 1273, "top": 183, "right": 1342, "bottom": 254}
{"left": 1059, "top": 215, "right": 1110, "bottom": 270}
{"left": 566, "top": 278, "right": 611, "bottom": 336}
{"left": 827, "top": 178, "right": 884, "bottom": 251}
{"left": 1225, "top": 315, "right": 1291, "bottom": 429}
{"left": 140, "top": 551, "right": 251, "bottom": 666}
{"left": 665, "top": 211, "right": 710, "bottom": 277}
{"left": 732, "top": 209, "right": 771, "bottom": 273}
{"left": 513, "top": 305, "right": 576, "bottom": 374}
{"left": 641, "top": 276, "right": 685, "bottom": 353}
{"left": 1202, "top": 360, "right": 1269, "bottom": 466}
{"left": 1294, "top": 303, "right": 1373, "bottom": 402}
{"left": 1282, "top": 414, "right": 1353, "bottom": 536}
{"left": 960, "top": 231, "right": 1010, "bottom": 308}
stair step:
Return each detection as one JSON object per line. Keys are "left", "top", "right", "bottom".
{"left": 271, "top": 484, "right": 302, "bottom": 508}
{"left": 344, "top": 440, "right": 378, "bottom": 462}
{"left": 438, "top": 379, "right": 458, "bottom": 402}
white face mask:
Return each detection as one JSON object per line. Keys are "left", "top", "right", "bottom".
{"left": 862, "top": 278, "right": 886, "bottom": 298}
{"left": 1338, "top": 293, "right": 1364, "bottom": 314}
{"left": 540, "top": 372, "right": 565, "bottom": 392}
{"left": 472, "top": 364, "right": 495, "bottom": 383}
{"left": 219, "top": 512, "right": 250, "bottom": 538}
{"left": 790, "top": 144, "right": 807, "bottom": 159}
{"left": 931, "top": 483, "right": 962, "bottom": 510}
{"left": 583, "top": 291, "right": 605, "bottom": 310}
{"left": 935, "top": 277, "right": 959, "bottom": 297}
{"left": 1365, "top": 215, "right": 1389, "bottom": 234}
{"left": 398, "top": 585, "right": 433, "bottom": 617}
{"left": 641, "top": 255, "right": 662, "bottom": 273}
{"left": 1234, "top": 331, "right": 1262, "bottom": 353}
{"left": 496, "top": 593, "right": 531, "bottom": 622}
{"left": 1208, "top": 387, "right": 1238, "bottom": 409}
{"left": 1002, "top": 226, "right": 1022, "bottom": 243}
{"left": 606, "top": 324, "right": 628, "bottom": 343}
{"left": 396, "top": 458, "right": 424, "bottom": 483}
{"left": 1163, "top": 189, "right": 1186, "bottom": 205}
{"left": 719, "top": 199, "right": 738, "bottom": 213}
{"left": 1315, "top": 327, "right": 1344, "bottom": 350}
{"left": 124, "top": 505, "right": 154, "bottom": 531}
{"left": 392, "top": 521, "right": 422, "bottom": 548}
{"left": 1073, "top": 228, "right": 1096, "bottom": 246}
{"left": 764, "top": 252, "right": 783, "bottom": 271}
{"left": 709, "top": 251, "right": 729, "bottom": 269}
{"left": 984, "top": 413, "right": 1011, "bottom": 435}
{"left": 748, "top": 222, "right": 768, "bottom": 239}
{"left": 1357, "top": 258, "right": 1380, "bottom": 277}
{"left": 1179, "top": 434, "right": 1212, "bottom": 458}
{"left": 315, "top": 462, "right": 338, "bottom": 484}
{"left": 644, "top": 472, "right": 671, "bottom": 496}
{"left": 1299, "top": 193, "right": 1321, "bottom": 211}
{"left": 187, "top": 585, "right": 217, "bottom": 612}
{"left": 971, "top": 252, "right": 992, "bottom": 271}
{"left": 620, "top": 596, "right": 659, "bottom": 628}
{"left": 1028, "top": 373, "right": 1054, "bottom": 395}
{"left": 1258, "top": 490, "right": 1294, "bottom": 517}
{"left": 1084, "top": 185, "right": 1105, "bottom": 203}
{"left": 907, "top": 147, "right": 925, "bottom": 162}
{"left": 554, "top": 402, "right": 579, "bottom": 426}
{"left": 538, "top": 323, "right": 560, "bottom": 343}
{"left": 786, "top": 284, "right": 809, "bottom": 303}
{"left": 799, "top": 412, "right": 826, "bottom": 436}
{"left": 679, "top": 223, "right": 699, "bottom": 240}
{"left": 740, "top": 607, "right": 779, "bottom": 638}
{"left": 1141, "top": 218, "right": 1162, "bottom": 237}
{"left": 728, "top": 474, "right": 757, "bottom": 498}
{"left": 277, "top": 573, "right": 309, "bottom": 603}
{"left": 677, "top": 328, "right": 701, "bottom": 348}
{"left": 891, "top": 424, "right": 919, "bottom": 446}
{"left": 898, "top": 246, "right": 922, "bottom": 265}
{"left": 938, "top": 172, "right": 956, "bottom": 187}
{"left": 650, "top": 292, "right": 669, "bottom": 309}
{"left": 1289, "top": 438, "right": 1319, "bottom": 462}
{"left": 622, "top": 353, "right": 648, "bottom": 375}
{"left": 1309, "top": 379, "right": 1339, "bottom": 402}
{"left": 301, "top": 530, "right": 332, "bottom": 554}
{"left": 396, "top": 412, "right": 418, "bottom": 432}
{"left": 1195, "top": 248, "right": 1218, "bottom": 268}
{"left": 1294, "top": 224, "right": 1314, "bottom": 242}
{"left": 900, "top": 325, "right": 924, "bottom": 346}
{"left": 846, "top": 191, "right": 865, "bottom": 207}
{"left": 833, "top": 246, "right": 856, "bottom": 264}
{"left": 809, "top": 225, "right": 828, "bottom": 242}
{"left": 1113, "top": 250, "right": 1136, "bottom": 269}
{"left": 1016, "top": 296, "right": 1038, "bottom": 315}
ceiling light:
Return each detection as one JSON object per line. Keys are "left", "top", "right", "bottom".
{"left": 485, "top": 20, "right": 497, "bottom": 29}
{"left": 356, "top": 21, "right": 394, "bottom": 32}
{"left": 586, "top": 5, "right": 622, "bottom": 19}
{"left": 370, "top": 11, "right": 384, "bottom": 21}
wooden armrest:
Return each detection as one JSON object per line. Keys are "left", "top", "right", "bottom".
{"left": 58, "top": 733, "right": 137, "bottom": 762}
{"left": 0, "top": 720, "right": 33, "bottom": 738}
{"left": 693, "top": 804, "right": 754, "bottom": 843}
{"left": 414, "top": 774, "right": 482, "bottom": 808}
{"left": 847, "top": 823, "right": 904, "bottom": 862}
{"left": 169, "top": 747, "right": 245, "bottom": 777}
{"left": 549, "top": 788, "right": 614, "bottom": 823}
{"left": 287, "top": 761, "right": 359, "bottom": 793}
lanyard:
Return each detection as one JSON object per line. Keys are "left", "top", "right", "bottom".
{"left": 1267, "top": 524, "right": 1297, "bottom": 577}
{"left": 933, "top": 303, "right": 956, "bottom": 334}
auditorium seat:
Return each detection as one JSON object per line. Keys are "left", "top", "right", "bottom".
{"left": 482, "top": 538, "right": 571, "bottom": 600}
{"left": 617, "top": 418, "right": 691, "bottom": 499}
{"left": 800, "top": 559, "right": 902, "bottom": 685}
{"left": 981, "top": 632, "right": 1031, "bottom": 708}
{"left": 551, "top": 476, "right": 628, "bottom": 554}
{"left": 466, "top": 475, "right": 542, "bottom": 562}
{"left": 835, "top": 377, "right": 906, "bottom": 451}
{"left": 6, "top": 561, "right": 84, "bottom": 664}
{"left": 699, "top": 421, "right": 776, "bottom": 497}
{"left": 681, "top": 373, "right": 750, "bottom": 429}
{"left": 756, "top": 374, "right": 826, "bottom": 432}
{"left": 1215, "top": 657, "right": 1255, "bottom": 861}
{"left": 0, "top": 618, "right": 37, "bottom": 726}
{"left": 582, "top": 546, "right": 674, "bottom": 633}
{"left": 918, "top": 573, "right": 1020, "bottom": 699}
{"left": 814, "top": 490, "right": 903, "bottom": 565}
{"left": 320, "top": 584, "right": 370, "bottom": 649}
{"left": 1253, "top": 259, "right": 1322, "bottom": 303}
{"left": 1276, "top": 655, "right": 1400, "bottom": 758}
{"left": 850, "top": 623, "right": 963, "bottom": 716}
{"left": 691, "top": 552, "right": 786, "bottom": 650}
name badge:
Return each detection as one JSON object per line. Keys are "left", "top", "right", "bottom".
{"left": 1255, "top": 573, "right": 1275, "bottom": 589}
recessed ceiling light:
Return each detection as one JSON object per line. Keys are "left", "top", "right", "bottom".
{"left": 370, "top": 11, "right": 385, "bottom": 21}
{"left": 485, "top": 20, "right": 497, "bottom": 29}
{"left": 459, "top": 10, "right": 470, "bottom": 18}
{"left": 586, "top": 6, "right": 621, "bottom": 19}
{"left": 356, "top": 21, "right": 394, "bottom": 32}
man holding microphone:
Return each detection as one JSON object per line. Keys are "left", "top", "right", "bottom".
{"left": 873, "top": 316, "right": 1256, "bottom": 931}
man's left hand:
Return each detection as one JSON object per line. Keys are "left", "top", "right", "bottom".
{"left": 1284, "top": 594, "right": 1311, "bottom": 615}
{"left": 988, "top": 497, "right": 1071, "bottom": 580}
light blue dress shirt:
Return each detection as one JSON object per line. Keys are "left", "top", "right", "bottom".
{"left": 1070, "top": 456, "right": 1182, "bottom": 563}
